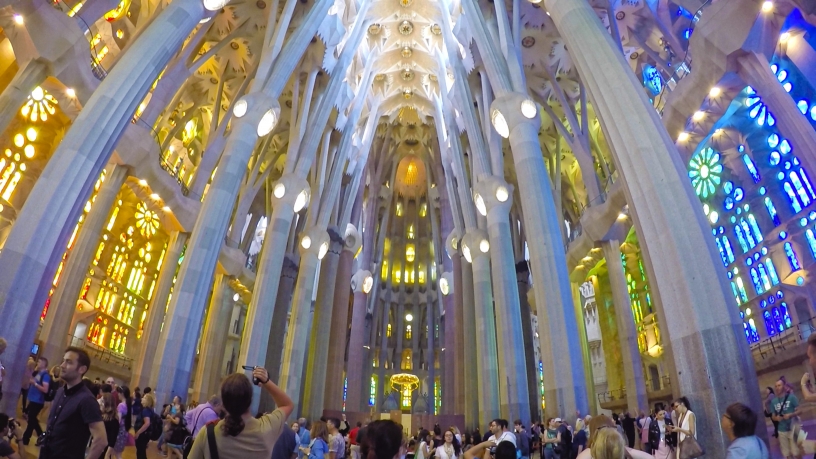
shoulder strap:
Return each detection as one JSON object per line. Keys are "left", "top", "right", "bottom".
{"left": 207, "top": 423, "right": 220, "bottom": 459}
{"left": 775, "top": 393, "right": 790, "bottom": 416}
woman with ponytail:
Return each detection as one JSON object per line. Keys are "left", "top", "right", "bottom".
{"left": 188, "top": 367, "right": 294, "bottom": 459}
{"left": 301, "top": 420, "right": 329, "bottom": 459}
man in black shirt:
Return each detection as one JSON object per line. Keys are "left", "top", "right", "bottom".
{"left": 621, "top": 412, "right": 636, "bottom": 448}
{"left": 39, "top": 347, "right": 106, "bottom": 459}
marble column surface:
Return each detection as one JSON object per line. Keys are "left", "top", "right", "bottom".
{"left": 324, "top": 246, "right": 356, "bottom": 411}
{"left": 191, "top": 274, "right": 234, "bottom": 403}
{"left": 545, "top": 0, "right": 763, "bottom": 454}
{"left": 0, "top": 0, "right": 203, "bottom": 414}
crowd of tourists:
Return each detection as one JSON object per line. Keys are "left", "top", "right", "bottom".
{"left": 2, "top": 332, "right": 816, "bottom": 459}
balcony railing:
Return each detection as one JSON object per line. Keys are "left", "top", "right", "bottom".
{"left": 750, "top": 315, "right": 816, "bottom": 361}
{"left": 51, "top": 0, "right": 108, "bottom": 81}
{"left": 68, "top": 334, "right": 133, "bottom": 370}
{"left": 597, "top": 376, "right": 672, "bottom": 405}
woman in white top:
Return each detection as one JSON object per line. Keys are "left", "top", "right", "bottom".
{"left": 667, "top": 397, "right": 696, "bottom": 459}
{"left": 436, "top": 429, "right": 461, "bottom": 459}
{"left": 417, "top": 430, "right": 432, "bottom": 459}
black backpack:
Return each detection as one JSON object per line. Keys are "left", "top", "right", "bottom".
{"left": 149, "top": 410, "right": 164, "bottom": 440}
{"left": 44, "top": 379, "right": 60, "bottom": 402}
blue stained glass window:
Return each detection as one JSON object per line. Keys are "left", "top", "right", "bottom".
{"left": 736, "top": 276, "right": 749, "bottom": 302}
{"left": 758, "top": 264, "right": 772, "bottom": 290}
{"left": 731, "top": 282, "right": 741, "bottom": 304}
{"left": 743, "top": 155, "right": 761, "bottom": 183}
{"left": 806, "top": 229, "right": 816, "bottom": 258}
{"left": 722, "top": 236, "right": 735, "bottom": 263}
{"left": 770, "top": 151, "right": 781, "bottom": 166}
{"left": 642, "top": 65, "right": 663, "bottom": 96}
{"left": 765, "top": 258, "right": 780, "bottom": 285}
{"left": 747, "top": 215, "right": 763, "bottom": 241}
{"left": 800, "top": 168, "right": 816, "bottom": 197}
{"left": 798, "top": 100, "right": 809, "bottom": 114}
{"left": 743, "top": 322, "right": 751, "bottom": 343}
{"left": 769, "top": 134, "right": 780, "bottom": 148}
{"left": 783, "top": 182, "right": 803, "bottom": 213}
{"left": 735, "top": 188, "right": 745, "bottom": 202}
{"left": 725, "top": 197, "right": 735, "bottom": 210}
{"left": 764, "top": 310, "right": 776, "bottom": 336}
{"left": 724, "top": 181, "right": 734, "bottom": 194}
{"left": 781, "top": 302, "right": 792, "bottom": 328}
{"left": 780, "top": 140, "right": 792, "bottom": 154}
{"left": 772, "top": 307, "right": 785, "bottom": 332}
{"left": 785, "top": 242, "right": 801, "bottom": 270}
{"left": 790, "top": 171, "right": 812, "bottom": 207}
{"left": 715, "top": 238, "right": 728, "bottom": 266}
{"left": 740, "top": 219, "right": 757, "bottom": 248}
{"left": 765, "top": 197, "right": 781, "bottom": 226}
{"left": 735, "top": 225, "right": 750, "bottom": 252}
{"left": 748, "top": 318, "right": 760, "bottom": 342}
{"left": 714, "top": 238, "right": 728, "bottom": 267}
{"left": 751, "top": 268, "right": 764, "bottom": 294}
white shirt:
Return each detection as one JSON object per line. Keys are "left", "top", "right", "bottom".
{"left": 417, "top": 441, "right": 428, "bottom": 459}
{"left": 488, "top": 431, "right": 517, "bottom": 447}
{"left": 436, "top": 445, "right": 457, "bottom": 459}
{"left": 0, "top": 358, "right": 4, "bottom": 382}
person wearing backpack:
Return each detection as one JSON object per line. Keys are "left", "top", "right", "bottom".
{"left": 555, "top": 418, "right": 572, "bottom": 458}
{"left": 134, "top": 393, "right": 158, "bottom": 459}
{"left": 513, "top": 421, "right": 530, "bottom": 459}
{"left": 22, "top": 357, "right": 50, "bottom": 445}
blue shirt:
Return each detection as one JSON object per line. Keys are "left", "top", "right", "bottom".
{"left": 298, "top": 428, "right": 311, "bottom": 459}
{"left": 771, "top": 394, "right": 799, "bottom": 432}
{"left": 308, "top": 438, "right": 329, "bottom": 459}
{"left": 727, "top": 436, "right": 768, "bottom": 459}
{"left": 273, "top": 427, "right": 298, "bottom": 459}
{"left": 27, "top": 370, "right": 50, "bottom": 404}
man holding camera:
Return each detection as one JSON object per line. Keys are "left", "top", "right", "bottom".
{"left": 0, "top": 413, "right": 23, "bottom": 459}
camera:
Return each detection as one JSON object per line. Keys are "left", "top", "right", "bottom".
{"left": 489, "top": 446, "right": 496, "bottom": 456}
{"left": 7, "top": 418, "right": 17, "bottom": 430}
{"left": 242, "top": 365, "right": 260, "bottom": 385}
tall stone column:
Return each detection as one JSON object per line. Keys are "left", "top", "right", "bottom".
{"left": 516, "top": 262, "right": 540, "bottom": 421}
{"left": 131, "top": 230, "right": 187, "bottom": 389}
{"left": 279, "top": 226, "right": 330, "bottom": 414}
{"left": 476, "top": 178, "right": 531, "bottom": 423}
{"left": 302, "top": 228, "right": 344, "bottom": 419}
{"left": 545, "top": 0, "right": 763, "bottom": 453}
{"left": 737, "top": 52, "right": 816, "bottom": 174}
{"left": 463, "top": 230, "right": 500, "bottom": 427}
{"left": 345, "top": 283, "right": 372, "bottom": 412}
{"left": 601, "top": 241, "right": 648, "bottom": 415}
{"left": 0, "top": 0, "right": 204, "bottom": 413}
{"left": 375, "top": 293, "right": 391, "bottom": 411}
{"left": 0, "top": 58, "right": 49, "bottom": 141}
{"left": 459, "top": 255, "right": 478, "bottom": 428}
{"left": 191, "top": 275, "right": 233, "bottom": 403}
{"left": 259, "top": 253, "right": 298, "bottom": 413}
{"left": 324, "top": 244, "right": 356, "bottom": 411}
{"left": 491, "top": 92, "right": 589, "bottom": 418}
{"left": 442, "top": 277, "right": 455, "bottom": 415}
{"left": 153, "top": 93, "right": 282, "bottom": 405}
{"left": 452, "top": 255, "right": 466, "bottom": 418}
{"left": 39, "top": 164, "right": 129, "bottom": 364}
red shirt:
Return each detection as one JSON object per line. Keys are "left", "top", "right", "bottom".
{"left": 349, "top": 427, "right": 360, "bottom": 445}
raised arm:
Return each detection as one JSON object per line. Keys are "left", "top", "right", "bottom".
{"left": 254, "top": 367, "right": 294, "bottom": 419}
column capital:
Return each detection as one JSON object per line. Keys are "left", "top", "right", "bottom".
{"left": 298, "top": 226, "right": 331, "bottom": 259}
{"left": 282, "top": 253, "right": 300, "bottom": 278}
{"left": 326, "top": 225, "right": 345, "bottom": 256}
{"left": 473, "top": 176, "right": 514, "bottom": 217}
{"left": 271, "top": 174, "right": 310, "bottom": 212}
{"left": 342, "top": 223, "right": 362, "bottom": 253}
{"left": 489, "top": 92, "right": 540, "bottom": 138}
{"left": 440, "top": 271, "right": 454, "bottom": 296}
{"left": 462, "top": 230, "right": 490, "bottom": 263}
{"left": 233, "top": 91, "right": 281, "bottom": 132}
{"left": 446, "top": 229, "right": 463, "bottom": 258}
{"left": 351, "top": 269, "right": 373, "bottom": 294}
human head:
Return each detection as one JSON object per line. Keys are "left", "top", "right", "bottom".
{"left": 721, "top": 403, "right": 758, "bottom": 441}
{"left": 61, "top": 347, "right": 91, "bottom": 383}
{"left": 37, "top": 356, "right": 48, "bottom": 370}
{"left": 298, "top": 417, "right": 308, "bottom": 429}
{"left": 292, "top": 422, "right": 300, "bottom": 432}
{"left": 144, "top": 387, "right": 152, "bottom": 394}
{"left": 547, "top": 418, "right": 556, "bottom": 429}
{"left": 208, "top": 394, "right": 222, "bottom": 411}
{"left": 220, "top": 373, "right": 253, "bottom": 436}
{"left": 173, "top": 395, "right": 182, "bottom": 406}
{"left": 311, "top": 420, "right": 329, "bottom": 442}
{"left": 117, "top": 385, "right": 131, "bottom": 399}
{"left": 673, "top": 396, "right": 691, "bottom": 414}
{"left": 105, "top": 377, "right": 116, "bottom": 387}
{"left": 656, "top": 409, "right": 666, "bottom": 420}
{"left": 418, "top": 429, "right": 430, "bottom": 443}
{"left": 101, "top": 383, "right": 112, "bottom": 394}
{"left": 590, "top": 427, "right": 626, "bottom": 459}
{"left": 514, "top": 420, "right": 524, "bottom": 432}
{"left": 100, "top": 393, "right": 114, "bottom": 417}
{"left": 495, "top": 442, "right": 516, "bottom": 459}
{"left": 50, "top": 365, "right": 61, "bottom": 380}
{"left": 0, "top": 337, "right": 6, "bottom": 355}
{"left": 142, "top": 393, "right": 156, "bottom": 409}
{"left": 328, "top": 417, "right": 341, "bottom": 432}
{"left": 360, "top": 420, "right": 404, "bottom": 459}
{"left": 587, "top": 415, "right": 616, "bottom": 448}
{"left": 357, "top": 422, "right": 362, "bottom": 428}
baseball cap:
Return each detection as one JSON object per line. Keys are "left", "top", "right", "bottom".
{"left": 554, "top": 418, "right": 562, "bottom": 423}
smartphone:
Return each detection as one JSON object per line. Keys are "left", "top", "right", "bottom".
{"left": 242, "top": 365, "right": 260, "bottom": 385}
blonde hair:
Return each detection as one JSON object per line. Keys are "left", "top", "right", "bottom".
{"left": 590, "top": 428, "right": 627, "bottom": 459}
{"left": 142, "top": 393, "right": 156, "bottom": 408}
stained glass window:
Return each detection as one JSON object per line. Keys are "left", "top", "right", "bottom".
{"left": 785, "top": 242, "right": 801, "bottom": 270}
{"left": 764, "top": 310, "right": 776, "bottom": 337}
{"left": 369, "top": 375, "right": 376, "bottom": 406}
{"left": 765, "top": 197, "right": 781, "bottom": 226}
{"left": 689, "top": 147, "right": 723, "bottom": 198}
{"left": 743, "top": 155, "right": 761, "bottom": 183}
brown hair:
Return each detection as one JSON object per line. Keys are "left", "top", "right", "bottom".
{"left": 142, "top": 393, "right": 156, "bottom": 408}
{"left": 360, "top": 420, "right": 404, "bottom": 459}
{"left": 311, "top": 420, "right": 330, "bottom": 443}
{"left": 725, "top": 403, "right": 758, "bottom": 438}
{"left": 221, "top": 373, "right": 253, "bottom": 437}
{"left": 101, "top": 393, "right": 115, "bottom": 422}
{"left": 590, "top": 428, "right": 626, "bottom": 459}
